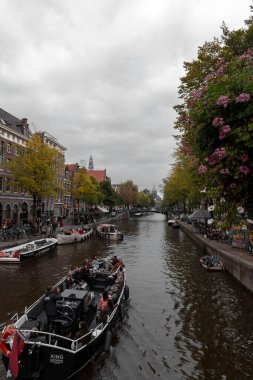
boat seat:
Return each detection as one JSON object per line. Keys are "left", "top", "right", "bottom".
{"left": 28, "top": 311, "right": 47, "bottom": 330}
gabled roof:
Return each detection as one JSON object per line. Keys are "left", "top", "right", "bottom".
{"left": 86, "top": 170, "right": 106, "bottom": 183}
{"left": 0, "top": 108, "right": 31, "bottom": 136}
{"left": 65, "top": 164, "right": 79, "bottom": 175}
{"left": 65, "top": 165, "right": 106, "bottom": 183}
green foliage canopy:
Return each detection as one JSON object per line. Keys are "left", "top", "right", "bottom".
{"left": 174, "top": 21, "right": 253, "bottom": 212}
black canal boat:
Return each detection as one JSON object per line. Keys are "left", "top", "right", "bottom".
{"left": 0, "top": 257, "right": 129, "bottom": 379}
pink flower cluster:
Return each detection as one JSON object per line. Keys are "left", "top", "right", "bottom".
{"left": 229, "top": 183, "right": 237, "bottom": 189}
{"left": 204, "top": 73, "right": 214, "bottom": 82}
{"left": 241, "top": 153, "right": 249, "bottom": 162}
{"left": 240, "top": 166, "right": 250, "bottom": 175}
{"left": 212, "top": 117, "right": 224, "bottom": 127}
{"left": 235, "top": 93, "right": 251, "bottom": 103}
{"left": 216, "top": 67, "right": 224, "bottom": 77}
{"left": 215, "top": 57, "right": 225, "bottom": 67}
{"left": 181, "top": 145, "right": 192, "bottom": 155}
{"left": 219, "top": 125, "right": 231, "bottom": 140}
{"left": 205, "top": 147, "right": 226, "bottom": 166}
{"left": 238, "top": 50, "right": 253, "bottom": 61}
{"left": 216, "top": 95, "right": 229, "bottom": 107}
{"left": 198, "top": 165, "right": 207, "bottom": 174}
{"left": 190, "top": 89, "right": 203, "bottom": 101}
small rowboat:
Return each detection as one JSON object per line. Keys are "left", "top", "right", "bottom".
{"left": 200, "top": 255, "right": 224, "bottom": 271}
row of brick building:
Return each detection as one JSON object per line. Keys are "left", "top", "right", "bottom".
{"left": 0, "top": 107, "right": 106, "bottom": 226}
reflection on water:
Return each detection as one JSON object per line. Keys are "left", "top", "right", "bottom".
{"left": 1, "top": 213, "right": 253, "bottom": 379}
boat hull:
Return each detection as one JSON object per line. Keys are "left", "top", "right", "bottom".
{"left": 17, "top": 313, "right": 118, "bottom": 380}
{"left": 200, "top": 256, "right": 224, "bottom": 271}
{"left": 97, "top": 224, "right": 123, "bottom": 241}
{"left": 2, "top": 258, "right": 128, "bottom": 379}
{"left": 0, "top": 238, "right": 58, "bottom": 264}
{"left": 57, "top": 229, "right": 93, "bottom": 245}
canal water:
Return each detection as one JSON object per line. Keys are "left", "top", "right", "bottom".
{"left": 1, "top": 213, "right": 253, "bottom": 379}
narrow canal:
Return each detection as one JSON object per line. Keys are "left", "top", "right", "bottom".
{"left": 1, "top": 213, "right": 253, "bottom": 379}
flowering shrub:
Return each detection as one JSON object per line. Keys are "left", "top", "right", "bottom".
{"left": 198, "top": 165, "right": 207, "bottom": 174}
{"left": 175, "top": 42, "right": 253, "bottom": 207}
{"left": 235, "top": 93, "right": 251, "bottom": 103}
{"left": 212, "top": 117, "right": 224, "bottom": 127}
{"left": 216, "top": 95, "right": 229, "bottom": 107}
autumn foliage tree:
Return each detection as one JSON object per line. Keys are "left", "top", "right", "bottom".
{"left": 118, "top": 180, "right": 138, "bottom": 208}
{"left": 8, "top": 134, "right": 64, "bottom": 223}
{"left": 71, "top": 169, "right": 102, "bottom": 208}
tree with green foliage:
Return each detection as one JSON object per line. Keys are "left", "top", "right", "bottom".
{"left": 7, "top": 134, "right": 64, "bottom": 223}
{"left": 173, "top": 13, "right": 253, "bottom": 221}
{"left": 143, "top": 189, "right": 156, "bottom": 207}
{"left": 100, "top": 177, "right": 123, "bottom": 211}
{"left": 118, "top": 180, "right": 138, "bottom": 208}
{"left": 136, "top": 191, "right": 151, "bottom": 208}
{"left": 163, "top": 153, "right": 201, "bottom": 211}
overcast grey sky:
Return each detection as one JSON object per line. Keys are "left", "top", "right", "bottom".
{"left": 0, "top": 0, "right": 251, "bottom": 191}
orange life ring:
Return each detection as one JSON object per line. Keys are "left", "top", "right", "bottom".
{"left": 0, "top": 328, "right": 16, "bottom": 357}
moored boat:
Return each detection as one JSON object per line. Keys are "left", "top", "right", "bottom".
{"left": 167, "top": 219, "right": 176, "bottom": 226}
{"left": 200, "top": 255, "right": 224, "bottom": 271}
{"left": 57, "top": 227, "right": 93, "bottom": 245}
{"left": 0, "top": 238, "right": 58, "bottom": 264}
{"left": 96, "top": 224, "right": 123, "bottom": 240}
{"left": 0, "top": 257, "right": 129, "bottom": 380}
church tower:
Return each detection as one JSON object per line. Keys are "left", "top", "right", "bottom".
{"left": 88, "top": 155, "right": 94, "bottom": 170}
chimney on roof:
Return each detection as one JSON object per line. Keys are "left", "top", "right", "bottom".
{"left": 18, "top": 118, "right": 29, "bottom": 137}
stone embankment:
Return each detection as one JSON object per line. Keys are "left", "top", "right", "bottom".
{"left": 0, "top": 211, "right": 129, "bottom": 251}
{"left": 178, "top": 220, "right": 253, "bottom": 294}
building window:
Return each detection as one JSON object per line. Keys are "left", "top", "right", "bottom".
{"left": 7, "top": 143, "right": 11, "bottom": 153}
{"left": 6, "top": 178, "right": 11, "bottom": 192}
{"left": 15, "top": 146, "right": 19, "bottom": 156}
{"left": 0, "top": 177, "right": 2, "bottom": 192}
{"left": 0, "top": 141, "right": 3, "bottom": 167}
{"left": 13, "top": 183, "right": 18, "bottom": 193}
{"left": 6, "top": 204, "right": 11, "bottom": 219}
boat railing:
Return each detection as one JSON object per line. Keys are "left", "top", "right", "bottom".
{"left": 20, "top": 329, "right": 73, "bottom": 348}
{"left": 23, "top": 276, "right": 67, "bottom": 315}
{"left": 19, "top": 322, "right": 104, "bottom": 352}
{"left": 11, "top": 312, "right": 19, "bottom": 322}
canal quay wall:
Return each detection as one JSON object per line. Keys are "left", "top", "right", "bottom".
{"left": 0, "top": 211, "right": 129, "bottom": 251}
{"left": 178, "top": 220, "right": 253, "bottom": 294}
